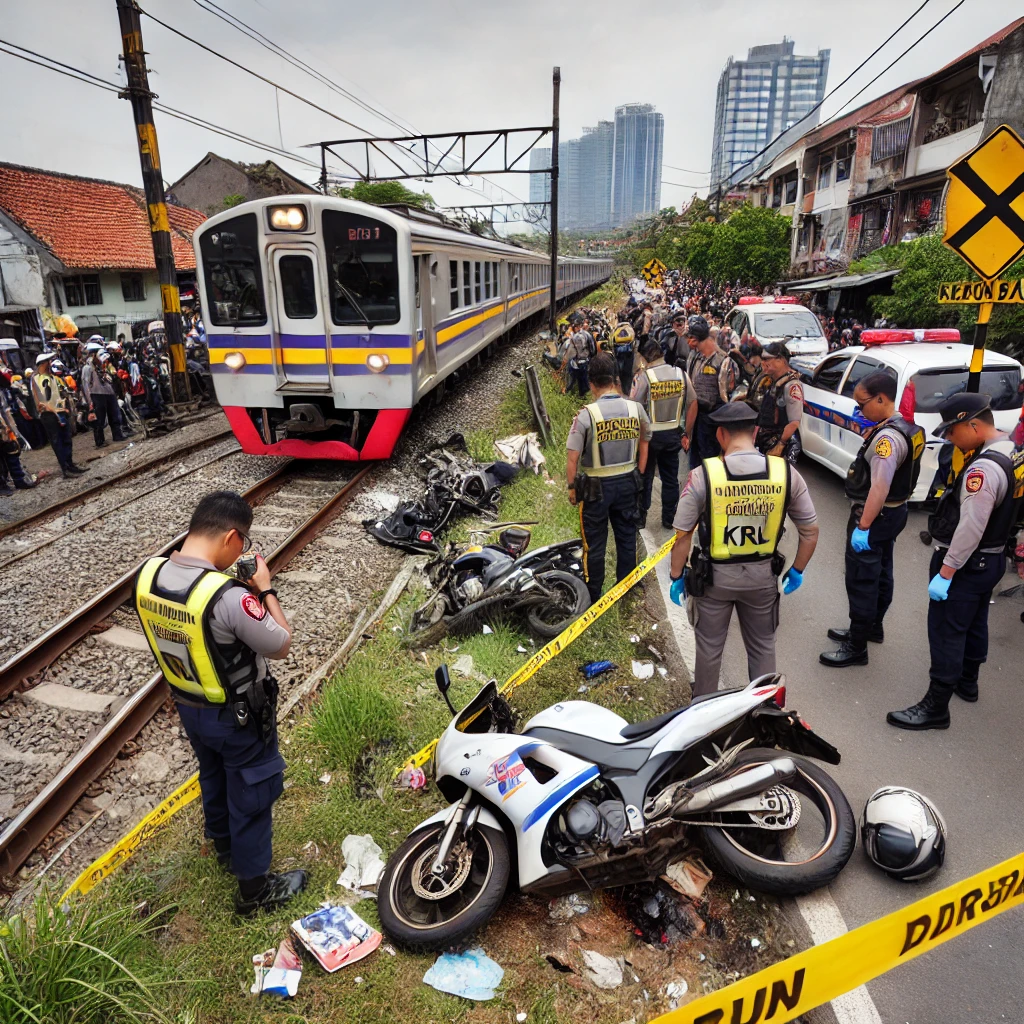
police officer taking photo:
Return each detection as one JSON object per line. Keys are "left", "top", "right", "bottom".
{"left": 888, "top": 394, "right": 1024, "bottom": 730}
{"left": 753, "top": 343, "right": 803, "bottom": 464}
{"left": 134, "top": 490, "right": 307, "bottom": 914}
{"left": 668, "top": 403, "right": 819, "bottom": 696}
{"left": 821, "top": 371, "right": 925, "bottom": 667}
{"left": 567, "top": 352, "right": 651, "bottom": 604}
{"left": 631, "top": 338, "right": 696, "bottom": 529}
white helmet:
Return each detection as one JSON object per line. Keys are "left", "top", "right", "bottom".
{"left": 861, "top": 787, "right": 946, "bottom": 881}
{"left": 88, "top": 334, "right": 105, "bottom": 343}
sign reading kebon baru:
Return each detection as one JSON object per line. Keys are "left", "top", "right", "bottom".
{"left": 937, "top": 279, "right": 1024, "bottom": 303}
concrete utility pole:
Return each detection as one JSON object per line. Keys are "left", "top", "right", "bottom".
{"left": 115, "top": 0, "right": 190, "bottom": 401}
{"left": 548, "top": 67, "right": 560, "bottom": 335}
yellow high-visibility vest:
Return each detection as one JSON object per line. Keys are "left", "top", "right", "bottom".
{"left": 134, "top": 556, "right": 242, "bottom": 704}
{"left": 704, "top": 455, "right": 789, "bottom": 562}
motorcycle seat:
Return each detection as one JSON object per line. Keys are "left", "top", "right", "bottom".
{"left": 618, "top": 688, "right": 744, "bottom": 740}
{"left": 522, "top": 727, "right": 651, "bottom": 772}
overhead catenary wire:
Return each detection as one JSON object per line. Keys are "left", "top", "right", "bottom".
{"left": 664, "top": 163, "right": 710, "bottom": 176}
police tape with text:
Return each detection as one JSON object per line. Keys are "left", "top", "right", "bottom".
{"left": 649, "top": 851, "right": 1024, "bottom": 1024}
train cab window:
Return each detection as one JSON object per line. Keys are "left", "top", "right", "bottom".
{"left": 463, "top": 261, "right": 471, "bottom": 306}
{"left": 279, "top": 254, "right": 317, "bottom": 319}
{"left": 199, "top": 212, "right": 267, "bottom": 326}
{"left": 321, "top": 210, "right": 400, "bottom": 326}
{"left": 449, "top": 260, "right": 460, "bottom": 310}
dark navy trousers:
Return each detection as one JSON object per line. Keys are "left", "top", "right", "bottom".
{"left": 928, "top": 548, "right": 1005, "bottom": 696}
{"left": 579, "top": 473, "right": 640, "bottom": 603}
{"left": 844, "top": 503, "right": 908, "bottom": 644}
{"left": 175, "top": 703, "right": 285, "bottom": 880}
{"left": 567, "top": 361, "right": 589, "bottom": 398}
{"left": 40, "top": 412, "right": 74, "bottom": 470}
{"left": 643, "top": 430, "right": 682, "bottom": 527}
{"left": 689, "top": 412, "right": 721, "bottom": 467}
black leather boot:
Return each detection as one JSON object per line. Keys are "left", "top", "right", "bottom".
{"left": 886, "top": 685, "right": 951, "bottom": 730}
{"left": 234, "top": 869, "right": 308, "bottom": 916}
{"left": 819, "top": 640, "right": 869, "bottom": 667}
{"left": 827, "top": 624, "right": 884, "bottom": 644}
{"left": 955, "top": 659, "right": 982, "bottom": 703}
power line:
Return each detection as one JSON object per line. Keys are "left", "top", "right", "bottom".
{"left": 662, "top": 179, "right": 710, "bottom": 188}
{"left": 664, "top": 163, "right": 710, "bottom": 176}
{"left": 725, "top": 0, "right": 941, "bottom": 184}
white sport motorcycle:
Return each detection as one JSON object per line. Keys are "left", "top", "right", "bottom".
{"left": 378, "top": 667, "right": 856, "bottom": 950}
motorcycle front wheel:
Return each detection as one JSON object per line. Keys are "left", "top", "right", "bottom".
{"left": 526, "top": 570, "right": 591, "bottom": 639}
{"left": 699, "top": 747, "right": 856, "bottom": 896}
{"left": 378, "top": 823, "right": 510, "bottom": 951}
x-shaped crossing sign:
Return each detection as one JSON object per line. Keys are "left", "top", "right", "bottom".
{"left": 943, "top": 124, "right": 1024, "bottom": 280}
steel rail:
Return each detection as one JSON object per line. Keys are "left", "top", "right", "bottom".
{"left": 0, "top": 464, "right": 372, "bottom": 880}
{"left": 0, "top": 462, "right": 292, "bottom": 701}
{"left": 0, "top": 427, "right": 234, "bottom": 541}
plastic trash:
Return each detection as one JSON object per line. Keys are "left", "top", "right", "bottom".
{"left": 452, "top": 654, "right": 475, "bottom": 677}
{"left": 750, "top": 937, "right": 762, "bottom": 949}
{"left": 517, "top": 644, "right": 529, "bottom": 654}
{"left": 397, "top": 766, "right": 427, "bottom": 791}
{"left": 319, "top": 773, "right": 332, "bottom": 784}
{"left": 631, "top": 660, "right": 654, "bottom": 680}
{"left": 548, "top": 892, "right": 592, "bottom": 922}
{"left": 494, "top": 432, "right": 546, "bottom": 473}
{"left": 582, "top": 950, "right": 623, "bottom": 990}
{"left": 661, "top": 853, "right": 713, "bottom": 901}
{"left": 579, "top": 660, "right": 616, "bottom": 679}
{"left": 665, "top": 980, "right": 689, "bottom": 1009}
{"left": 657, "top": 665, "right": 669, "bottom": 678}
{"left": 423, "top": 947, "right": 504, "bottom": 1000}
{"left": 517, "top": 1014, "right": 527, "bottom": 1022}
{"left": 337, "top": 834, "right": 386, "bottom": 894}
{"left": 482, "top": 624, "right": 494, "bottom": 635}
{"left": 629, "top": 634, "right": 641, "bottom": 643}
{"left": 251, "top": 939, "right": 302, "bottom": 997}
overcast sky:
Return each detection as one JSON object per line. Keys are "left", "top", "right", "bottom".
{"left": 2, "top": 0, "right": 1021, "bottom": 229}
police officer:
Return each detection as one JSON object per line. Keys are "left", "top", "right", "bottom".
{"left": 888, "top": 394, "right": 1024, "bottom": 730}
{"left": 668, "top": 403, "right": 819, "bottom": 695}
{"left": 567, "top": 352, "right": 651, "bottom": 603}
{"left": 686, "top": 315, "right": 737, "bottom": 465}
{"left": 134, "top": 490, "right": 307, "bottom": 914}
{"left": 631, "top": 338, "right": 696, "bottom": 529}
{"left": 662, "top": 310, "right": 690, "bottom": 368}
{"left": 754, "top": 343, "right": 804, "bottom": 463}
{"left": 31, "top": 352, "right": 86, "bottom": 479}
{"left": 563, "top": 313, "right": 596, "bottom": 398}
{"left": 611, "top": 321, "right": 637, "bottom": 394}
{"left": 822, "top": 371, "right": 924, "bottom": 667}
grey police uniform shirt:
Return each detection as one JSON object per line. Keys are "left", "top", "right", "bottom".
{"left": 566, "top": 330, "right": 595, "bottom": 363}
{"left": 154, "top": 552, "right": 287, "bottom": 687}
{"left": 858, "top": 421, "right": 909, "bottom": 495}
{"left": 673, "top": 450, "right": 818, "bottom": 588}
{"left": 566, "top": 393, "right": 652, "bottom": 470}
{"left": 630, "top": 358, "right": 695, "bottom": 427}
{"left": 943, "top": 436, "right": 1014, "bottom": 571}
{"left": 780, "top": 375, "right": 804, "bottom": 426}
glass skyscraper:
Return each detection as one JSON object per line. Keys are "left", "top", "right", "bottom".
{"left": 710, "top": 38, "right": 830, "bottom": 190}
{"left": 611, "top": 104, "right": 664, "bottom": 226}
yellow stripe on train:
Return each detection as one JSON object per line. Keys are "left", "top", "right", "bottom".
{"left": 208, "top": 348, "right": 273, "bottom": 365}
{"left": 331, "top": 348, "right": 413, "bottom": 365}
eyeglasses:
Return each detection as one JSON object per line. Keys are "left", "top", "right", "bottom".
{"left": 855, "top": 396, "right": 879, "bottom": 412}
{"left": 236, "top": 530, "right": 252, "bottom": 553}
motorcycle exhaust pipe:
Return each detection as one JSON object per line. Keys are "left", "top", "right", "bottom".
{"left": 672, "top": 758, "right": 797, "bottom": 816}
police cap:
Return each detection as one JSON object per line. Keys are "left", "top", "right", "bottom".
{"left": 708, "top": 401, "right": 759, "bottom": 427}
{"left": 671, "top": 310, "right": 688, "bottom": 324}
{"left": 761, "top": 342, "right": 791, "bottom": 361}
{"left": 933, "top": 392, "right": 992, "bottom": 438}
{"left": 687, "top": 314, "right": 710, "bottom": 340}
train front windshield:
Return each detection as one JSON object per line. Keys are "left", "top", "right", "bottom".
{"left": 322, "top": 210, "right": 400, "bottom": 326}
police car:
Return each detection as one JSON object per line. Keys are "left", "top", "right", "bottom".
{"left": 725, "top": 295, "right": 828, "bottom": 357}
{"left": 793, "top": 328, "right": 1024, "bottom": 502}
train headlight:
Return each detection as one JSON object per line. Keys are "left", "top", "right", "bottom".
{"left": 224, "top": 351, "right": 247, "bottom": 372}
{"left": 268, "top": 205, "right": 307, "bottom": 230}
{"left": 366, "top": 353, "right": 390, "bottom": 373}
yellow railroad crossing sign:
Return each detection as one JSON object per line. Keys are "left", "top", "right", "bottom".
{"left": 943, "top": 124, "right": 1024, "bottom": 281}
{"left": 642, "top": 257, "right": 667, "bottom": 286}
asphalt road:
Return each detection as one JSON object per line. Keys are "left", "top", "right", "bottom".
{"left": 703, "top": 454, "right": 1024, "bottom": 1024}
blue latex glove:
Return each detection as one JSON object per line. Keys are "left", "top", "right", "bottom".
{"left": 782, "top": 567, "right": 803, "bottom": 595}
{"left": 669, "top": 572, "right": 687, "bottom": 606}
{"left": 850, "top": 527, "right": 871, "bottom": 553}
{"left": 928, "top": 573, "right": 952, "bottom": 601}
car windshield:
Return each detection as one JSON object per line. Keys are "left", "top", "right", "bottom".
{"left": 912, "top": 366, "right": 1024, "bottom": 412}
{"left": 755, "top": 311, "right": 823, "bottom": 339}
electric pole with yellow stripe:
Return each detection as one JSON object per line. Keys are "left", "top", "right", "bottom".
{"left": 115, "top": 0, "right": 190, "bottom": 402}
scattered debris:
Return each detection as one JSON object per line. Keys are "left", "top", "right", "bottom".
{"left": 423, "top": 947, "right": 504, "bottom": 1000}
{"left": 661, "top": 853, "right": 713, "bottom": 901}
{"left": 494, "top": 432, "right": 546, "bottom": 473}
{"left": 665, "top": 980, "right": 689, "bottom": 1009}
{"left": 646, "top": 644, "right": 663, "bottom": 661}
{"left": 750, "top": 938, "right": 762, "bottom": 949}
{"left": 657, "top": 666, "right": 669, "bottom": 678}
{"left": 631, "top": 660, "right": 654, "bottom": 680}
{"left": 622, "top": 882, "right": 706, "bottom": 946}
{"left": 629, "top": 634, "right": 641, "bottom": 643}
{"left": 482, "top": 624, "right": 494, "bottom": 635}
{"left": 582, "top": 950, "right": 623, "bottom": 990}
{"left": 250, "top": 939, "right": 302, "bottom": 998}
{"left": 578, "top": 684, "right": 589, "bottom": 694}
{"left": 291, "top": 905, "right": 380, "bottom": 972}
{"left": 580, "top": 660, "right": 616, "bottom": 679}
{"left": 396, "top": 766, "right": 428, "bottom": 791}
{"left": 517, "top": 1014, "right": 528, "bottom": 1022}
{"left": 452, "top": 654, "right": 476, "bottom": 678}
{"left": 545, "top": 954, "right": 574, "bottom": 974}
{"left": 548, "top": 892, "right": 592, "bottom": 922}
{"left": 517, "top": 644, "right": 529, "bottom": 654}
{"left": 319, "top": 773, "right": 332, "bottom": 785}
{"left": 301, "top": 841, "right": 321, "bottom": 860}
{"left": 337, "top": 834, "right": 386, "bottom": 895}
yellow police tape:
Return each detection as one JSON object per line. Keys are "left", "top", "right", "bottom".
{"left": 60, "top": 772, "right": 201, "bottom": 903}
{"left": 400, "top": 534, "right": 677, "bottom": 772}
{"left": 649, "top": 850, "right": 1024, "bottom": 1024}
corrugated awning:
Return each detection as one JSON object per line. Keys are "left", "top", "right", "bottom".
{"left": 795, "top": 268, "right": 901, "bottom": 292}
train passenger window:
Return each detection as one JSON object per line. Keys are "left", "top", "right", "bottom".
{"left": 449, "top": 260, "right": 459, "bottom": 309}
{"left": 484, "top": 261, "right": 491, "bottom": 299}
{"left": 463, "top": 261, "right": 471, "bottom": 306}
{"left": 322, "top": 210, "right": 400, "bottom": 326}
{"left": 279, "top": 255, "right": 317, "bottom": 319}
{"left": 493, "top": 262, "right": 500, "bottom": 295}
{"left": 198, "top": 212, "right": 267, "bottom": 326}
{"left": 474, "top": 262, "right": 482, "bottom": 304}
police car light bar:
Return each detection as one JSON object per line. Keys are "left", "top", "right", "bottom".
{"left": 861, "top": 328, "right": 962, "bottom": 346}
{"left": 738, "top": 296, "right": 761, "bottom": 305}
{"left": 770, "top": 295, "right": 798, "bottom": 303}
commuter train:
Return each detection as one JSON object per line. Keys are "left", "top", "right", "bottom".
{"left": 193, "top": 195, "right": 613, "bottom": 459}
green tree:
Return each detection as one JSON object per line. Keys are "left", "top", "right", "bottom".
{"left": 222, "top": 193, "right": 245, "bottom": 209}
{"left": 331, "top": 180, "right": 435, "bottom": 209}
{"left": 680, "top": 221, "right": 717, "bottom": 280}
{"left": 708, "top": 206, "right": 791, "bottom": 287}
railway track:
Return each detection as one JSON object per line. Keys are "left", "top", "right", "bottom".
{"left": 0, "top": 463, "right": 373, "bottom": 882}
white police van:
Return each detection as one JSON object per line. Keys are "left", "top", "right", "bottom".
{"left": 793, "top": 329, "right": 1024, "bottom": 502}
{"left": 725, "top": 296, "right": 828, "bottom": 357}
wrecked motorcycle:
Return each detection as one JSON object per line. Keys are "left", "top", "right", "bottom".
{"left": 377, "top": 668, "right": 856, "bottom": 950}
{"left": 409, "top": 525, "right": 590, "bottom": 644}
